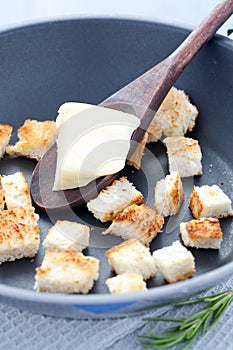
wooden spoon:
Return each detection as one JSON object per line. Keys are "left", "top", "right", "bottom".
{"left": 30, "top": 0, "right": 233, "bottom": 210}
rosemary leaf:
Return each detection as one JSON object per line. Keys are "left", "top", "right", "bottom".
{"left": 139, "top": 289, "right": 233, "bottom": 349}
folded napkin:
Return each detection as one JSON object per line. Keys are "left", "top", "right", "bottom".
{"left": 0, "top": 276, "right": 232, "bottom": 350}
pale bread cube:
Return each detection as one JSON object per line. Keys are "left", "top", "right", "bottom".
{"left": 34, "top": 250, "right": 99, "bottom": 294}
{"left": 87, "top": 176, "right": 143, "bottom": 222}
{"left": 0, "top": 207, "right": 40, "bottom": 264}
{"left": 105, "top": 238, "right": 157, "bottom": 280}
{"left": 0, "top": 171, "right": 31, "bottom": 209}
{"left": 0, "top": 124, "right": 13, "bottom": 158}
{"left": 153, "top": 241, "right": 195, "bottom": 283}
{"left": 43, "top": 220, "right": 90, "bottom": 252}
{"left": 103, "top": 204, "right": 164, "bottom": 245}
{"left": 154, "top": 172, "right": 184, "bottom": 217}
{"left": 6, "top": 119, "right": 57, "bottom": 160}
{"left": 0, "top": 189, "right": 5, "bottom": 210}
{"left": 147, "top": 87, "right": 198, "bottom": 142}
{"left": 164, "top": 136, "right": 202, "bottom": 177}
{"left": 189, "top": 185, "right": 233, "bottom": 219}
{"left": 127, "top": 132, "right": 148, "bottom": 170}
{"left": 180, "top": 218, "right": 223, "bottom": 249}
{"left": 106, "top": 273, "right": 147, "bottom": 294}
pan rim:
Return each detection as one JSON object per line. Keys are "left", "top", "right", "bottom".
{"left": 0, "top": 16, "right": 232, "bottom": 308}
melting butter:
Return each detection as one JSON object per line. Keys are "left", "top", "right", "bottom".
{"left": 53, "top": 103, "right": 140, "bottom": 190}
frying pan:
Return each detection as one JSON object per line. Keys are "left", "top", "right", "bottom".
{"left": 0, "top": 18, "right": 232, "bottom": 319}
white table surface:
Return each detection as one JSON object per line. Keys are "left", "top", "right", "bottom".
{"left": 1, "top": 0, "right": 233, "bottom": 36}
{"left": 0, "top": 1, "right": 233, "bottom": 350}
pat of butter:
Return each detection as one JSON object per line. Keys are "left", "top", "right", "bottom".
{"left": 53, "top": 103, "right": 140, "bottom": 190}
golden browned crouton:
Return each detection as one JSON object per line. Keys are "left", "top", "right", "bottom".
{"left": 153, "top": 241, "right": 195, "bottom": 283}
{"left": 164, "top": 136, "right": 202, "bottom": 177}
{"left": 0, "top": 207, "right": 40, "bottom": 264}
{"left": 0, "top": 172, "right": 31, "bottom": 209}
{"left": 180, "top": 218, "right": 223, "bottom": 249}
{"left": 105, "top": 238, "right": 157, "bottom": 280}
{"left": 154, "top": 172, "right": 184, "bottom": 217}
{"left": 0, "top": 123, "right": 13, "bottom": 158}
{"left": 43, "top": 220, "right": 90, "bottom": 252}
{"left": 106, "top": 273, "right": 147, "bottom": 294}
{"left": 87, "top": 176, "right": 143, "bottom": 222}
{"left": 103, "top": 204, "right": 164, "bottom": 245}
{"left": 189, "top": 185, "right": 233, "bottom": 219}
{"left": 6, "top": 119, "right": 57, "bottom": 160}
{"left": 147, "top": 87, "right": 198, "bottom": 142}
{"left": 34, "top": 250, "right": 99, "bottom": 294}
{"left": 127, "top": 132, "right": 148, "bottom": 170}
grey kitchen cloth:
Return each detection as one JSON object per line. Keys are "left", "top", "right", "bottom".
{"left": 0, "top": 275, "right": 233, "bottom": 350}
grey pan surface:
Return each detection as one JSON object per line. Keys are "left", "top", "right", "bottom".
{"left": 0, "top": 18, "right": 232, "bottom": 318}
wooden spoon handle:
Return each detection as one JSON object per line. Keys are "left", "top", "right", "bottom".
{"left": 102, "top": 0, "right": 233, "bottom": 134}
{"left": 169, "top": 0, "right": 233, "bottom": 71}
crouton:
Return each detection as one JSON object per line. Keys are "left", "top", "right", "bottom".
{"left": 105, "top": 238, "right": 157, "bottom": 280}
{"left": 154, "top": 172, "right": 184, "bottom": 217}
{"left": 87, "top": 176, "right": 143, "bottom": 222}
{"left": 180, "top": 218, "right": 223, "bottom": 249}
{"left": 127, "top": 132, "right": 148, "bottom": 170}
{"left": 0, "top": 189, "right": 5, "bottom": 210}
{"left": 0, "top": 207, "right": 40, "bottom": 264}
{"left": 164, "top": 136, "right": 202, "bottom": 177}
{"left": 103, "top": 204, "right": 164, "bottom": 245}
{"left": 147, "top": 87, "right": 198, "bottom": 142}
{"left": 34, "top": 250, "right": 99, "bottom": 294}
{"left": 153, "top": 241, "right": 195, "bottom": 283}
{"left": 189, "top": 185, "right": 233, "bottom": 219}
{"left": 147, "top": 119, "right": 163, "bottom": 143}
{"left": 43, "top": 220, "right": 90, "bottom": 252}
{"left": 106, "top": 273, "right": 147, "bottom": 294}
{"left": 6, "top": 119, "right": 57, "bottom": 160}
{"left": 0, "top": 124, "right": 13, "bottom": 158}
{"left": 0, "top": 171, "right": 31, "bottom": 209}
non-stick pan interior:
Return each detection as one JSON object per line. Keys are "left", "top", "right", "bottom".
{"left": 0, "top": 18, "right": 232, "bottom": 295}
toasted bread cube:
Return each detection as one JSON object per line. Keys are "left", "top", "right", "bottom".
{"left": 43, "top": 220, "right": 90, "bottom": 252}
{"left": 105, "top": 238, "right": 157, "bottom": 280}
{"left": 180, "top": 218, "right": 223, "bottom": 249}
{"left": 153, "top": 241, "right": 195, "bottom": 283}
{"left": 34, "top": 250, "right": 99, "bottom": 294}
{"left": 106, "top": 273, "right": 147, "bottom": 294}
{"left": 154, "top": 172, "right": 184, "bottom": 217}
{"left": 189, "top": 185, "right": 233, "bottom": 219}
{"left": 147, "top": 119, "right": 163, "bottom": 143}
{"left": 164, "top": 136, "right": 202, "bottom": 177}
{"left": 6, "top": 119, "right": 57, "bottom": 160}
{"left": 87, "top": 176, "right": 143, "bottom": 222}
{"left": 0, "top": 189, "right": 5, "bottom": 210}
{"left": 147, "top": 87, "right": 198, "bottom": 143}
{"left": 0, "top": 207, "right": 40, "bottom": 264}
{"left": 0, "top": 172, "right": 31, "bottom": 209}
{"left": 0, "top": 124, "right": 13, "bottom": 158}
{"left": 103, "top": 204, "right": 164, "bottom": 245}
{"left": 127, "top": 132, "right": 148, "bottom": 170}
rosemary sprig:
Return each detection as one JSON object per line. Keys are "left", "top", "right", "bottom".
{"left": 139, "top": 290, "right": 233, "bottom": 349}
